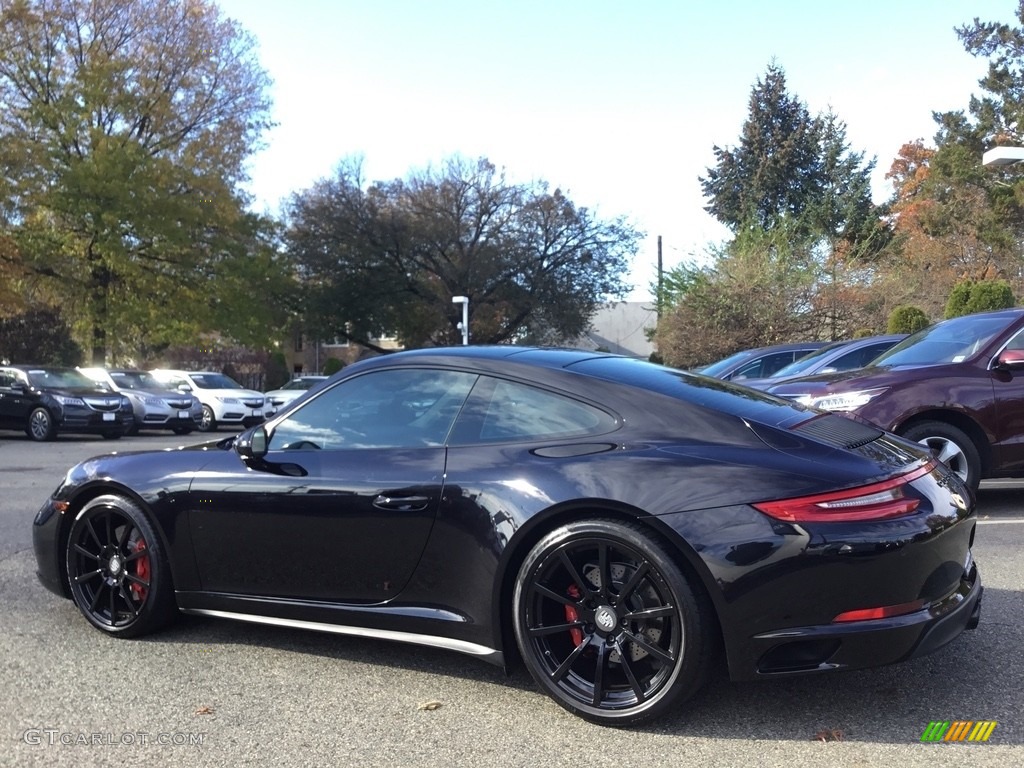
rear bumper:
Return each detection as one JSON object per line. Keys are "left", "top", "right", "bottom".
{"left": 732, "top": 564, "right": 982, "bottom": 680}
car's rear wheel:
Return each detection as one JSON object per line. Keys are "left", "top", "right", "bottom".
{"left": 900, "top": 420, "right": 981, "bottom": 492}
{"left": 27, "top": 407, "right": 56, "bottom": 441}
{"left": 513, "top": 519, "right": 713, "bottom": 726}
{"left": 65, "top": 495, "right": 176, "bottom": 637}
{"left": 198, "top": 405, "right": 217, "bottom": 432}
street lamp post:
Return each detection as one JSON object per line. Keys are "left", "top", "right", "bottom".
{"left": 452, "top": 295, "right": 469, "bottom": 346}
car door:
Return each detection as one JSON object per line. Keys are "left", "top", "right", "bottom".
{"left": 990, "top": 326, "right": 1024, "bottom": 473}
{"left": 187, "top": 367, "right": 477, "bottom": 603}
{"left": 0, "top": 369, "right": 32, "bottom": 429}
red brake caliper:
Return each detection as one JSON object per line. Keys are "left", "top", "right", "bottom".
{"left": 130, "top": 537, "right": 149, "bottom": 602}
{"left": 565, "top": 584, "right": 584, "bottom": 647}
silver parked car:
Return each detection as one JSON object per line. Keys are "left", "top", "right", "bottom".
{"left": 78, "top": 368, "right": 202, "bottom": 435}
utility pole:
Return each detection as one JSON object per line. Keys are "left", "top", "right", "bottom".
{"left": 657, "top": 235, "right": 664, "bottom": 318}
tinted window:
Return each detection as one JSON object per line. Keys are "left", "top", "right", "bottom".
{"left": 832, "top": 342, "right": 896, "bottom": 371}
{"left": 874, "top": 314, "right": 1013, "bottom": 366}
{"left": 268, "top": 368, "right": 477, "bottom": 450}
{"left": 771, "top": 342, "right": 849, "bottom": 378}
{"left": 451, "top": 377, "right": 617, "bottom": 444}
{"left": 732, "top": 351, "right": 796, "bottom": 380}
{"left": 698, "top": 350, "right": 753, "bottom": 377}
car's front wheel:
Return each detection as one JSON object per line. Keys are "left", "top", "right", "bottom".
{"left": 65, "top": 495, "right": 176, "bottom": 637}
{"left": 900, "top": 420, "right": 981, "bottom": 492}
{"left": 27, "top": 407, "right": 56, "bottom": 441}
{"left": 513, "top": 519, "right": 714, "bottom": 726}
{"left": 198, "top": 405, "right": 217, "bottom": 432}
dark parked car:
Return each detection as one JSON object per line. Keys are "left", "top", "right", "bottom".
{"left": 0, "top": 365, "right": 133, "bottom": 441}
{"left": 768, "top": 308, "right": 1024, "bottom": 492}
{"left": 33, "top": 347, "right": 980, "bottom": 725}
{"left": 697, "top": 341, "right": 828, "bottom": 381}
{"left": 739, "top": 335, "right": 907, "bottom": 390}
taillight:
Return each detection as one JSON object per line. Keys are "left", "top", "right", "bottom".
{"left": 752, "top": 462, "right": 934, "bottom": 523}
{"left": 832, "top": 599, "right": 927, "bottom": 623}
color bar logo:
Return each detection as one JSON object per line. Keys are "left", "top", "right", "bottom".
{"left": 920, "top": 721, "right": 997, "bottom": 742}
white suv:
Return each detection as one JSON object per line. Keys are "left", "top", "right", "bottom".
{"left": 150, "top": 370, "right": 271, "bottom": 433}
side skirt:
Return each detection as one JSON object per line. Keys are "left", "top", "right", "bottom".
{"left": 179, "top": 607, "right": 504, "bottom": 666}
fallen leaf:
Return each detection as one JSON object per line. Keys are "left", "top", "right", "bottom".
{"left": 417, "top": 700, "right": 443, "bottom": 711}
{"left": 814, "top": 728, "right": 844, "bottom": 742}
{"left": 194, "top": 705, "right": 215, "bottom": 716}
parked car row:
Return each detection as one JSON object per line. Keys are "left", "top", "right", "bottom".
{"left": 699, "top": 309, "right": 1024, "bottom": 492}
{"left": 0, "top": 365, "right": 325, "bottom": 441}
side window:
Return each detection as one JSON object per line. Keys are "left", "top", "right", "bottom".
{"left": 834, "top": 343, "right": 892, "bottom": 371}
{"left": 450, "top": 377, "right": 617, "bottom": 444}
{"left": 1004, "top": 328, "right": 1024, "bottom": 352}
{"left": 268, "top": 368, "right": 477, "bottom": 451}
{"left": 734, "top": 352, "right": 795, "bottom": 380}
{"left": 0, "top": 370, "right": 13, "bottom": 389}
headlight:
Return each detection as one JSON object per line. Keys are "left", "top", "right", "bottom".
{"left": 216, "top": 396, "right": 240, "bottom": 404}
{"left": 796, "top": 387, "right": 888, "bottom": 412}
{"left": 54, "top": 395, "right": 85, "bottom": 406}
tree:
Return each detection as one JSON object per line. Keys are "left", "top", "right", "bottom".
{"left": 944, "top": 279, "right": 1016, "bottom": 318}
{"left": 0, "top": 306, "right": 83, "bottom": 364}
{"left": 662, "top": 64, "right": 888, "bottom": 366}
{"left": 700, "top": 63, "right": 823, "bottom": 233}
{"left": 894, "top": 2, "right": 1024, "bottom": 304}
{"left": 286, "top": 156, "right": 640, "bottom": 349}
{"left": 887, "top": 305, "right": 930, "bottom": 334}
{"left": 0, "top": 0, "right": 275, "bottom": 363}
{"left": 654, "top": 224, "right": 821, "bottom": 368}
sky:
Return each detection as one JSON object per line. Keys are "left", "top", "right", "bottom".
{"left": 215, "top": 0, "right": 1015, "bottom": 301}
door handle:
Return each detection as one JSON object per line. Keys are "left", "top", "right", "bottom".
{"left": 372, "top": 494, "right": 431, "bottom": 511}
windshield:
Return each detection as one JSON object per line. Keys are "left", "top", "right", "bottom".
{"left": 771, "top": 341, "right": 850, "bottom": 378}
{"left": 698, "top": 350, "right": 754, "bottom": 377}
{"left": 27, "top": 368, "right": 96, "bottom": 389}
{"left": 189, "top": 373, "right": 244, "bottom": 389}
{"left": 110, "top": 371, "right": 162, "bottom": 390}
{"left": 872, "top": 314, "right": 1012, "bottom": 366}
{"left": 283, "top": 377, "right": 324, "bottom": 390}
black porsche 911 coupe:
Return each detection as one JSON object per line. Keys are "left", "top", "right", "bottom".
{"left": 32, "top": 347, "right": 982, "bottom": 725}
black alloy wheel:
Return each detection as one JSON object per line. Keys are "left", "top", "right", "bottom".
{"left": 27, "top": 407, "right": 57, "bottom": 441}
{"left": 198, "top": 405, "right": 217, "bottom": 432}
{"left": 66, "top": 495, "right": 176, "bottom": 637}
{"left": 513, "top": 519, "right": 713, "bottom": 726}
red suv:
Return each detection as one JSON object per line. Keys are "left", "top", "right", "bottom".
{"left": 767, "top": 308, "right": 1024, "bottom": 491}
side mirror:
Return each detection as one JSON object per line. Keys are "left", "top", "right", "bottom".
{"left": 177, "top": 384, "right": 193, "bottom": 393}
{"left": 235, "top": 426, "right": 269, "bottom": 460}
{"left": 996, "top": 349, "right": 1024, "bottom": 369}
